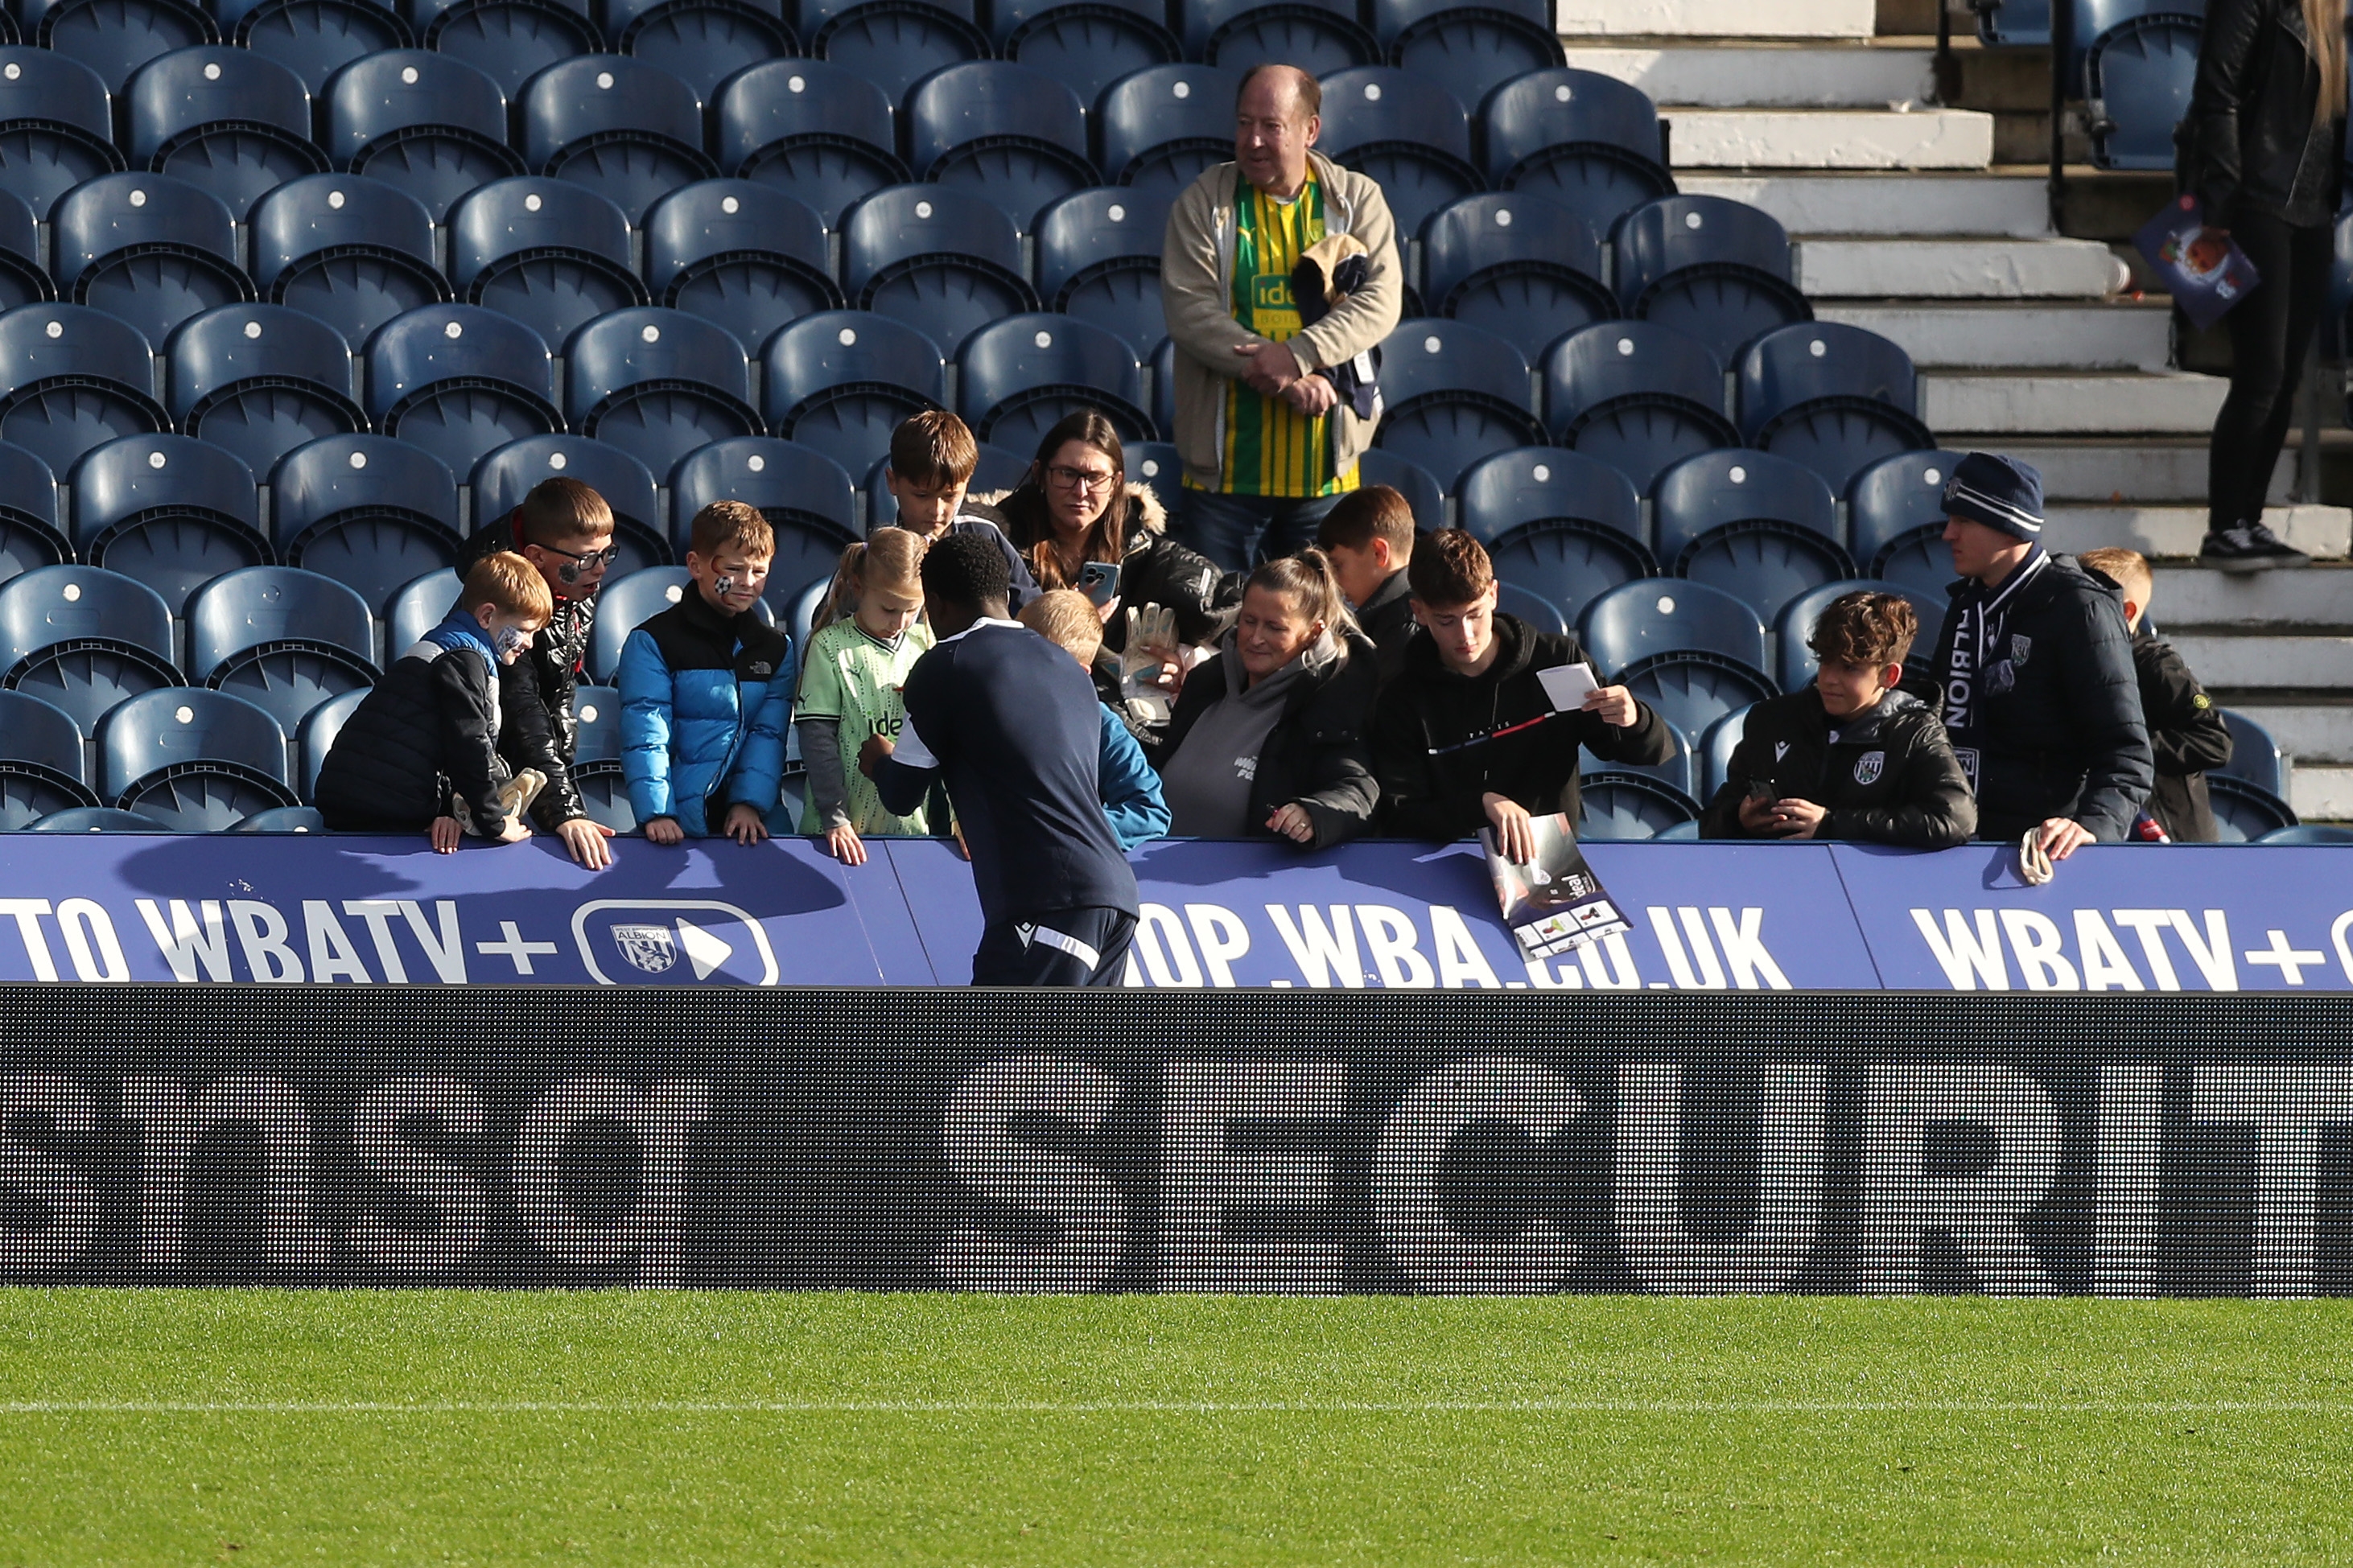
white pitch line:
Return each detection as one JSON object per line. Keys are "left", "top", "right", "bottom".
{"left": 0, "top": 1400, "right": 2342, "bottom": 1416}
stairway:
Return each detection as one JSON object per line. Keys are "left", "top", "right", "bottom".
{"left": 1557, "top": 0, "right": 2353, "bottom": 817}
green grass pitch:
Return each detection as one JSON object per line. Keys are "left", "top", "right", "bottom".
{"left": 1, "top": 1290, "right": 2347, "bottom": 1565}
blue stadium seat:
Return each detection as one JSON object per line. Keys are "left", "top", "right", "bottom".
{"left": 1032, "top": 187, "right": 1171, "bottom": 355}
{"left": 1457, "top": 445, "right": 1650, "bottom": 628}
{"left": 0, "top": 304, "right": 171, "bottom": 475}
{"left": 1494, "top": 578, "right": 1564, "bottom": 634}
{"left": 22, "top": 0, "right": 213, "bottom": 95}
{"left": 2215, "top": 706, "right": 2283, "bottom": 797}
{"left": 1737, "top": 322, "right": 1931, "bottom": 496}
{"left": 2082, "top": 0, "right": 2198, "bottom": 170}
{"left": 568, "top": 677, "right": 632, "bottom": 828}
{"left": 584, "top": 565, "right": 686, "bottom": 681}
{"left": 1374, "top": 0, "right": 1561, "bottom": 117}
{"left": 183, "top": 564, "right": 378, "bottom": 734}
{"left": 1315, "top": 66, "right": 1480, "bottom": 236}
{"left": 0, "top": 563, "right": 179, "bottom": 731}
{"left": 383, "top": 564, "right": 457, "bottom": 652}
{"left": 782, "top": 578, "right": 824, "bottom": 653}
{"left": 320, "top": 49, "right": 523, "bottom": 222}
{"left": 1581, "top": 717, "right": 1696, "bottom": 799}
{"left": 1616, "top": 194, "right": 1811, "bottom": 368}
{"left": 1372, "top": 318, "right": 1546, "bottom": 488}
{"left": 861, "top": 442, "right": 1025, "bottom": 527}
{"left": 840, "top": 183, "right": 1037, "bottom": 356}
{"left": 1187, "top": 0, "right": 1375, "bottom": 75}
{"left": 799, "top": 0, "right": 986, "bottom": 105}
{"left": 2255, "top": 823, "right": 2353, "bottom": 845}
{"left": 0, "top": 439, "right": 63, "bottom": 586}
{"left": 761, "top": 310, "right": 945, "bottom": 480}
{"left": 642, "top": 179, "right": 839, "bottom": 356}
{"left": 1576, "top": 576, "right": 1774, "bottom": 738}
{"left": 1358, "top": 447, "right": 1444, "bottom": 524}
{"left": 1652, "top": 447, "right": 1848, "bottom": 630}
{"left": 995, "top": 0, "right": 1176, "bottom": 114}
{"left": 713, "top": 58, "right": 904, "bottom": 226}
{"left": 1846, "top": 447, "right": 1968, "bottom": 599}
{"left": 73, "top": 434, "right": 266, "bottom": 615}
{"left": 50, "top": 172, "right": 253, "bottom": 348}
{"left": 27, "top": 805, "right": 174, "bottom": 829}
{"left": 403, "top": 0, "right": 599, "bottom": 98}
{"left": 1094, "top": 64, "right": 1242, "bottom": 200}
{"left": 905, "top": 61, "right": 1094, "bottom": 228}
{"left": 364, "top": 303, "right": 561, "bottom": 479}
{"left": 518, "top": 54, "right": 716, "bottom": 224}
{"left": 1124, "top": 438, "right": 1181, "bottom": 492}
{"left": 564, "top": 306, "right": 760, "bottom": 480}
{"left": 670, "top": 436, "right": 857, "bottom": 609}
{"left": 957, "top": 312, "right": 1151, "bottom": 452}
{"left": 2206, "top": 772, "right": 2297, "bottom": 842}
{"left": 1421, "top": 192, "right": 1612, "bottom": 363}
{"left": 1972, "top": 0, "right": 2049, "bottom": 44}
{"left": 272, "top": 434, "right": 460, "bottom": 624}
{"left": 0, "top": 47, "right": 124, "bottom": 216}
{"left": 1543, "top": 320, "right": 1737, "bottom": 496}
{"left": 471, "top": 434, "right": 666, "bottom": 571}
{"left": 123, "top": 46, "right": 327, "bottom": 217}
{"left": 1481, "top": 68, "right": 1672, "bottom": 237}
{"left": 0, "top": 187, "right": 44, "bottom": 313}
{"left": 226, "top": 802, "right": 328, "bottom": 829}
{"left": 1576, "top": 768, "right": 1701, "bottom": 840}
{"left": 604, "top": 0, "right": 791, "bottom": 101}
{"left": 97, "top": 685, "right": 296, "bottom": 826}
{"left": 0, "top": 688, "right": 96, "bottom": 826}
{"left": 247, "top": 173, "right": 449, "bottom": 349}
{"left": 294, "top": 682, "right": 361, "bottom": 796}
{"left": 446, "top": 176, "right": 648, "bottom": 353}
{"left": 164, "top": 303, "right": 365, "bottom": 479}
{"left": 1697, "top": 702, "right": 1747, "bottom": 800}
{"left": 213, "top": 0, "right": 410, "bottom": 93}
{"left": 1772, "top": 578, "right": 1945, "bottom": 694}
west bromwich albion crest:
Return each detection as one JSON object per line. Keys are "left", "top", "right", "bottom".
{"left": 2010, "top": 633, "right": 2032, "bottom": 665}
{"left": 1853, "top": 750, "right": 1885, "bottom": 786}
{"left": 612, "top": 924, "right": 678, "bottom": 973}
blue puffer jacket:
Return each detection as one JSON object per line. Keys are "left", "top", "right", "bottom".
{"left": 616, "top": 590, "right": 797, "bottom": 836}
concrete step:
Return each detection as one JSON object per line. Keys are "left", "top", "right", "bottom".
{"left": 2150, "top": 562, "right": 2353, "bottom": 627}
{"left": 2001, "top": 441, "right": 2286, "bottom": 505}
{"left": 2290, "top": 766, "right": 2353, "bottom": 821}
{"left": 2223, "top": 703, "right": 2353, "bottom": 766}
{"left": 1560, "top": 43, "right": 1934, "bottom": 107}
{"left": 2169, "top": 633, "right": 2353, "bottom": 689}
{"left": 1669, "top": 108, "right": 1995, "bottom": 169}
{"left": 1795, "top": 237, "right": 2128, "bottom": 298}
{"left": 1924, "top": 371, "right": 2228, "bottom": 434}
{"left": 2046, "top": 505, "right": 2353, "bottom": 562}
{"left": 1558, "top": 0, "right": 1876, "bottom": 37}
{"left": 1678, "top": 172, "right": 2050, "bottom": 237}
{"left": 1817, "top": 302, "right": 2169, "bottom": 370}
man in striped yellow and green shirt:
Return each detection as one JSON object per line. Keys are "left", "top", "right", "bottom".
{"left": 1161, "top": 64, "right": 1404, "bottom": 571}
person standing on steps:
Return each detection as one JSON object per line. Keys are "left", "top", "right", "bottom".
{"left": 2180, "top": 0, "right": 2342, "bottom": 570}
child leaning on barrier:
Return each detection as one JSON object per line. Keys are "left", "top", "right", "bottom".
{"left": 793, "top": 529, "right": 935, "bottom": 865}
{"left": 616, "top": 500, "right": 797, "bottom": 847}
{"left": 315, "top": 550, "right": 552, "bottom": 851}
{"left": 1019, "top": 589, "right": 1172, "bottom": 851}
{"left": 2079, "top": 547, "right": 2233, "bottom": 842}
{"left": 874, "top": 408, "right": 1040, "bottom": 609}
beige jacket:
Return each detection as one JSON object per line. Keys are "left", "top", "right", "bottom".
{"left": 1160, "top": 150, "right": 1404, "bottom": 492}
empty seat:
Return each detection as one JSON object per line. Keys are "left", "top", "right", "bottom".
{"left": 72, "top": 434, "right": 266, "bottom": 614}
{"left": 1617, "top": 195, "right": 1811, "bottom": 368}
{"left": 383, "top": 564, "right": 458, "bottom": 652}
{"left": 2216, "top": 706, "right": 2284, "bottom": 797}
{"left": 713, "top": 58, "right": 904, "bottom": 226}
{"left": 124, "top": 46, "right": 327, "bottom": 217}
{"left": 183, "top": 564, "right": 377, "bottom": 733}
{"left": 294, "top": 679, "right": 361, "bottom": 796}
{"left": 1737, "top": 321, "right": 1931, "bottom": 496}
{"left": 1315, "top": 66, "right": 1480, "bottom": 235}
{"left": 1773, "top": 577, "right": 1944, "bottom": 694}
{"left": 23, "top": 0, "right": 214, "bottom": 95}
{"left": 996, "top": 0, "right": 1176, "bottom": 114}
{"left": 1187, "top": 0, "right": 1374, "bottom": 75}
{"left": 321, "top": 48, "right": 523, "bottom": 222}
{"left": 1457, "top": 445, "right": 1650, "bottom": 628}
{"left": 1495, "top": 577, "right": 1564, "bottom": 635}
{"left": 1652, "top": 447, "right": 1848, "bottom": 630}
{"left": 0, "top": 47, "right": 124, "bottom": 216}
{"left": 0, "top": 563, "right": 179, "bottom": 732}
{"left": 585, "top": 565, "right": 690, "bottom": 681}
{"left": 1124, "top": 438, "right": 1180, "bottom": 492}
{"left": 2206, "top": 772, "right": 2298, "bottom": 842}
{"left": 840, "top": 184, "right": 1037, "bottom": 356}
{"left": 1580, "top": 718, "right": 1696, "bottom": 799}
{"left": 1697, "top": 702, "right": 1747, "bottom": 801}
{"left": 2083, "top": 0, "right": 2198, "bottom": 171}
{"left": 564, "top": 306, "right": 760, "bottom": 481}
{"left": 403, "top": 0, "right": 600, "bottom": 97}
{"left": 445, "top": 176, "right": 649, "bottom": 353}
{"left": 1372, "top": 318, "right": 1546, "bottom": 488}
{"left": 605, "top": 0, "right": 791, "bottom": 101}
{"left": 670, "top": 436, "right": 856, "bottom": 607}
{"left": 1576, "top": 769, "right": 1700, "bottom": 841}
{"left": 247, "top": 172, "right": 449, "bottom": 349}
{"left": 519, "top": 54, "right": 716, "bottom": 224}
{"left": 1576, "top": 576, "right": 1774, "bottom": 739}
{"left": 0, "top": 304, "right": 171, "bottom": 475}
{"left": 860, "top": 442, "right": 1025, "bottom": 526}
{"left": 0, "top": 439, "right": 63, "bottom": 586}
{"left": 272, "top": 434, "right": 460, "bottom": 621}
{"left": 1421, "top": 191, "right": 1611, "bottom": 362}
{"left": 0, "top": 688, "right": 96, "bottom": 826}
{"left": 1095, "top": 63, "right": 1243, "bottom": 199}
{"left": 906, "top": 60, "right": 1095, "bottom": 227}
{"left": 50, "top": 172, "right": 253, "bottom": 348}
{"left": 471, "top": 434, "right": 666, "bottom": 571}
{"left": 28, "top": 805, "right": 175, "bottom": 829}
{"left": 1357, "top": 446, "right": 1444, "bottom": 524}
{"left": 1374, "top": 0, "right": 1561, "bottom": 118}
{"left": 1846, "top": 447, "right": 1968, "bottom": 599}
{"left": 226, "top": 802, "right": 328, "bottom": 829}
{"left": 799, "top": 0, "right": 987, "bottom": 105}
{"left": 568, "top": 677, "right": 631, "bottom": 828}
{"left": 1482, "top": 68, "right": 1673, "bottom": 237}
{"left": 165, "top": 303, "right": 365, "bottom": 479}
{"left": 1971, "top": 0, "right": 2050, "bottom": 45}
{"left": 97, "top": 685, "right": 296, "bottom": 827}
{"left": 0, "top": 187, "right": 43, "bottom": 315}
{"left": 214, "top": 0, "right": 410, "bottom": 93}
{"left": 642, "top": 179, "right": 839, "bottom": 356}
{"left": 1032, "top": 187, "right": 1171, "bottom": 355}
{"left": 2255, "top": 822, "right": 2353, "bottom": 845}
{"left": 1543, "top": 320, "right": 1737, "bottom": 496}
{"left": 364, "top": 303, "right": 561, "bottom": 478}
{"left": 764, "top": 311, "right": 945, "bottom": 477}
{"left": 957, "top": 312, "right": 1151, "bottom": 452}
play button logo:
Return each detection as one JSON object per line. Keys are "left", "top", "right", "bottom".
{"left": 571, "top": 899, "right": 779, "bottom": 986}
{"left": 673, "top": 916, "right": 732, "bottom": 979}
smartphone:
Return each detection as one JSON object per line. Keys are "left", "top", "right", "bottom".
{"left": 1746, "top": 780, "right": 1776, "bottom": 803}
{"left": 1079, "top": 560, "right": 1121, "bottom": 607}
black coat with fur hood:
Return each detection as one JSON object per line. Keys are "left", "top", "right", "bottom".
{"left": 987, "top": 482, "right": 1231, "bottom": 654}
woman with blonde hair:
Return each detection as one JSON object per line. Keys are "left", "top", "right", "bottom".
{"left": 793, "top": 529, "right": 931, "bottom": 864}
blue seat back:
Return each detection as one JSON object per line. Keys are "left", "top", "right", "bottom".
{"left": 124, "top": 45, "right": 325, "bottom": 215}
{"left": 1421, "top": 191, "right": 1612, "bottom": 360}
{"left": 1737, "top": 320, "right": 1921, "bottom": 436}
{"left": 0, "top": 562, "right": 179, "bottom": 731}
{"left": 1577, "top": 575, "right": 1768, "bottom": 677}
{"left": 404, "top": 0, "right": 600, "bottom": 97}
{"left": 50, "top": 169, "right": 241, "bottom": 282}
{"left": 518, "top": 53, "right": 714, "bottom": 221}
{"left": 225, "top": 803, "right": 327, "bottom": 830}
{"left": 27, "top": 805, "right": 175, "bottom": 830}
{"left": 563, "top": 306, "right": 758, "bottom": 476}
{"left": 2206, "top": 772, "right": 2297, "bottom": 842}
{"left": 1356, "top": 447, "right": 1444, "bottom": 523}
{"left": 23, "top": 0, "right": 216, "bottom": 95}
{"left": 1188, "top": 0, "right": 1374, "bottom": 74}
{"left": 0, "top": 46, "right": 123, "bottom": 216}
{"left": 1375, "top": 0, "right": 1560, "bottom": 113}
{"left": 956, "top": 311, "right": 1150, "bottom": 451}
{"left": 0, "top": 687, "right": 93, "bottom": 825}
{"left": 320, "top": 48, "right": 521, "bottom": 220}
{"left": 1699, "top": 702, "right": 1749, "bottom": 800}
{"left": 996, "top": 0, "right": 1176, "bottom": 113}
{"left": 1847, "top": 447, "right": 1968, "bottom": 595}
{"left": 1495, "top": 578, "right": 1565, "bottom": 635}
{"left": 761, "top": 309, "right": 946, "bottom": 476}
{"left": 839, "top": 183, "right": 1036, "bottom": 354}
{"left": 98, "top": 685, "right": 294, "bottom": 825}
{"left": 2216, "top": 706, "right": 2284, "bottom": 797}
{"left": 245, "top": 173, "right": 447, "bottom": 348}
{"left": 0, "top": 302, "right": 169, "bottom": 474}
{"left": 183, "top": 564, "right": 376, "bottom": 709}
{"left": 165, "top": 302, "right": 363, "bottom": 476}
{"left": 1652, "top": 447, "right": 1846, "bottom": 627}
{"left": 1544, "top": 319, "right": 1725, "bottom": 429}
{"left": 1094, "top": 63, "right": 1243, "bottom": 196}
{"left": 0, "top": 184, "right": 46, "bottom": 312}
{"left": 905, "top": 58, "right": 1090, "bottom": 175}
{"left": 2255, "top": 823, "right": 2353, "bottom": 845}
{"left": 670, "top": 436, "right": 857, "bottom": 607}
{"left": 641, "top": 179, "right": 839, "bottom": 354}
{"left": 796, "top": 0, "right": 987, "bottom": 105}
{"left": 385, "top": 566, "right": 459, "bottom": 653}
{"left": 1457, "top": 444, "right": 1642, "bottom": 547}
{"left": 569, "top": 681, "right": 620, "bottom": 766}
{"left": 713, "top": 58, "right": 904, "bottom": 225}
{"left": 470, "top": 434, "right": 663, "bottom": 571}
{"left": 587, "top": 566, "right": 692, "bottom": 681}
{"left": 1772, "top": 578, "right": 1946, "bottom": 693}
{"left": 1373, "top": 317, "right": 1545, "bottom": 485}
{"left": 0, "top": 437, "right": 62, "bottom": 582}
{"left": 602, "top": 0, "right": 793, "bottom": 101}
{"left": 1974, "top": 0, "right": 2051, "bottom": 44}
{"left": 1617, "top": 194, "right": 1794, "bottom": 302}
{"left": 1480, "top": 67, "right": 1669, "bottom": 233}
{"left": 271, "top": 434, "right": 459, "bottom": 619}
{"left": 445, "top": 176, "right": 645, "bottom": 349}
{"left": 1316, "top": 64, "right": 1478, "bottom": 233}
{"left": 2083, "top": 2, "right": 2202, "bottom": 170}
{"left": 1576, "top": 770, "right": 1701, "bottom": 841}
{"left": 364, "top": 303, "right": 559, "bottom": 474}
{"left": 212, "top": 0, "right": 411, "bottom": 93}
{"left": 1033, "top": 186, "right": 1172, "bottom": 352}
{"left": 72, "top": 433, "right": 265, "bottom": 611}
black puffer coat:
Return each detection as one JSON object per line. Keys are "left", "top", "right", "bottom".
{"left": 2182, "top": 0, "right": 2345, "bottom": 220}
{"left": 315, "top": 633, "right": 505, "bottom": 831}
{"left": 1698, "top": 686, "right": 1976, "bottom": 847}
{"left": 456, "top": 514, "right": 595, "bottom": 828}
{"left": 987, "top": 482, "right": 1230, "bottom": 653}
